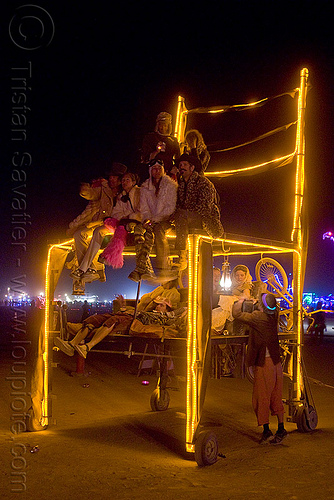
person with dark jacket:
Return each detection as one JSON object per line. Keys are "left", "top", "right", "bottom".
{"left": 80, "top": 300, "right": 90, "bottom": 322}
{"left": 312, "top": 301, "right": 326, "bottom": 344}
{"left": 232, "top": 293, "right": 287, "bottom": 444}
{"left": 141, "top": 112, "right": 180, "bottom": 180}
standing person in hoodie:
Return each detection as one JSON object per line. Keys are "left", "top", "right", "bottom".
{"left": 232, "top": 293, "right": 287, "bottom": 445}
{"left": 140, "top": 111, "right": 180, "bottom": 181}
{"left": 128, "top": 158, "right": 178, "bottom": 282}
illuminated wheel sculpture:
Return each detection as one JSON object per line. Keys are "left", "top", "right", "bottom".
{"left": 194, "top": 431, "right": 218, "bottom": 466}
{"left": 255, "top": 258, "right": 288, "bottom": 297}
{"left": 150, "top": 388, "right": 170, "bottom": 411}
{"left": 255, "top": 257, "right": 295, "bottom": 332}
{"left": 26, "top": 406, "right": 48, "bottom": 432}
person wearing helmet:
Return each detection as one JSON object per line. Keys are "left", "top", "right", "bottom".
{"left": 141, "top": 111, "right": 180, "bottom": 180}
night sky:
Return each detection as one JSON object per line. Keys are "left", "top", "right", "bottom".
{"left": 1, "top": 0, "right": 334, "bottom": 299}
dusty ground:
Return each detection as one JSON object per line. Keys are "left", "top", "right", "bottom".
{"left": 1, "top": 327, "right": 334, "bottom": 500}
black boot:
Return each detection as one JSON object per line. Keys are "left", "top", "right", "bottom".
{"left": 128, "top": 232, "right": 155, "bottom": 281}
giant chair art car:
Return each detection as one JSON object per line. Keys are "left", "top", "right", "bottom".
{"left": 27, "top": 69, "right": 315, "bottom": 466}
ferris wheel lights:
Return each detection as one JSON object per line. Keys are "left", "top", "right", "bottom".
{"left": 323, "top": 231, "right": 334, "bottom": 241}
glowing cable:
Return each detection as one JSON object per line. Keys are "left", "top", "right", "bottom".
{"left": 209, "top": 121, "right": 297, "bottom": 153}
{"left": 186, "top": 90, "right": 298, "bottom": 115}
{"left": 205, "top": 151, "right": 296, "bottom": 178}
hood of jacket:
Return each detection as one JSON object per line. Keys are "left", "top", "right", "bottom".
{"left": 145, "top": 162, "right": 166, "bottom": 190}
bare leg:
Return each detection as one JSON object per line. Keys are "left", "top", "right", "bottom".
{"left": 86, "top": 324, "right": 115, "bottom": 350}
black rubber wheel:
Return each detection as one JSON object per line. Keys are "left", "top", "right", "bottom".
{"left": 150, "top": 388, "right": 170, "bottom": 411}
{"left": 296, "top": 405, "right": 318, "bottom": 432}
{"left": 306, "top": 406, "right": 318, "bottom": 430}
{"left": 194, "top": 431, "right": 218, "bottom": 466}
{"left": 26, "top": 407, "right": 48, "bottom": 432}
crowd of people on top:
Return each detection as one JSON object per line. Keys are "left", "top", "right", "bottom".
{"left": 66, "top": 111, "right": 223, "bottom": 288}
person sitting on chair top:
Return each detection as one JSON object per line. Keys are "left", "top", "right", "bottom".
{"left": 183, "top": 129, "right": 211, "bottom": 174}
{"left": 68, "top": 162, "right": 127, "bottom": 283}
{"left": 141, "top": 111, "right": 180, "bottom": 180}
{"left": 98, "top": 172, "right": 142, "bottom": 271}
{"left": 172, "top": 153, "right": 223, "bottom": 270}
{"left": 128, "top": 158, "right": 178, "bottom": 283}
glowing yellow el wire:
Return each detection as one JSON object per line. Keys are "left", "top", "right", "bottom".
{"left": 42, "top": 239, "right": 74, "bottom": 425}
{"left": 205, "top": 151, "right": 296, "bottom": 178}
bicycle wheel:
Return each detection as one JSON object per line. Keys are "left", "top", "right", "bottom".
{"left": 255, "top": 258, "right": 288, "bottom": 297}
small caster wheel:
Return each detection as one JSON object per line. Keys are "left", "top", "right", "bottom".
{"left": 246, "top": 364, "right": 255, "bottom": 384}
{"left": 296, "top": 405, "right": 318, "bottom": 432}
{"left": 194, "top": 431, "right": 218, "bottom": 466}
{"left": 26, "top": 407, "right": 48, "bottom": 432}
{"left": 150, "top": 388, "right": 170, "bottom": 411}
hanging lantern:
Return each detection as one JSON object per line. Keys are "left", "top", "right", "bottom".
{"left": 220, "top": 256, "right": 232, "bottom": 293}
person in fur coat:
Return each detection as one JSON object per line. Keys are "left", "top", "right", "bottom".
{"left": 173, "top": 153, "right": 224, "bottom": 270}
{"left": 128, "top": 158, "right": 178, "bottom": 282}
{"left": 68, "top": 162, "right": 126, "bottom": 282}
